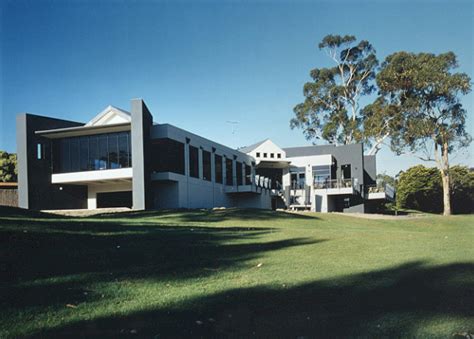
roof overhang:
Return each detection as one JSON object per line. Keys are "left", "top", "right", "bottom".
{"left": 35, "top": 122, "right": 131, "bottom": 139}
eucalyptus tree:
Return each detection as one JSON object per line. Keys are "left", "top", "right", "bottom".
{"left": 376, "top": 51, "right": 471, "bottom": 216}
{"left": 291, "top": 35, "right": 378, "bottom": 146}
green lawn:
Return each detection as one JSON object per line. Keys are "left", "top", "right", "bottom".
{"left": 0, "top": 207, "right": 473, "bottom": 338}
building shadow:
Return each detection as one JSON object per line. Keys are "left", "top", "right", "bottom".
{"left": 0, "top": 210, "right": 323, "bottom": 314}
{"left": 31, "top": 261, "right": 474, "bottom": 338}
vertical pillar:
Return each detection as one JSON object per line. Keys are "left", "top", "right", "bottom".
{"left": 16, "top": 114, "right": 29, "bottom": 209}
{"left": 222, "top": 156, "right": 227, "bottom": 186}
{"left": 198, "top": 147, "right": 203, "bottom": 179}
{"left": 131, "top": 99, "right": 153, "bottom": 210}
{"left": 87, "top": 186, "right": 97, "bottom": 210}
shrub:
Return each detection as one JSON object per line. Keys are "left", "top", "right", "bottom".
{"left": 396, "top": 165, "right": 474, "bottom": 214}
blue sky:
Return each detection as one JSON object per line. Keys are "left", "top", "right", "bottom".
{"left": 1, "top": 0, "right": 472, "bottom": 176}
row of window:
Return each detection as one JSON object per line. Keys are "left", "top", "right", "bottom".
{"left": 256, "top": 152, "right": 282, "bottom": 159}
{"left": 152, "top": 138, "right": 252, "bottom": 186}
{"left": 52, "top": 132, "right": 132, "bottom": 173}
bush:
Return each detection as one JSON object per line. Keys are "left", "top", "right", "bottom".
{"left": 396, "top": 165, "right": 442, "bottom": 213}
{"left": 450, "top": 166, "right": 474, "bottom": 214}
{"left": 396, "top": 165, "right": 474, "bottom": 214}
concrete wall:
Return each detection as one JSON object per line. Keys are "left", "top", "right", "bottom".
{"left": 149, "top": 123, "right": 271, "bottom": 210}
{"left": 131, "top": 99, "right": 153, "bottom": 210}
{"left": 16, "top": 113, "right": 87, "bottom": 210}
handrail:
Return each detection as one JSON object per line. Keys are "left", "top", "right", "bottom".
{"left": 314, "top": 178, "right": 353, "bottom": 189}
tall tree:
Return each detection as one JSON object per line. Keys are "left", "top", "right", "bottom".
{"left": 377, "top": 51, "right": 471, "bottom": 216}
{"left": 291, "top": 34, "right": 378, "bottom": 146}
{"left": 0, "top": 151, "right": 18, "bottom": 182}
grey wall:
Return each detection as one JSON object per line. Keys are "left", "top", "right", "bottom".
{"left": 16, "top": 113, "right": 87, "bottom": 210}
{"left": 285, "top": 143, "right": 366, "bottom": 189}
{"left": 131, "top": 99, "right": 154, "bottom": 210}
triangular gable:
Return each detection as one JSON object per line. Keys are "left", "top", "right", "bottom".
{"left": 242, "top": 139, "right": 286, "bottom": 159}
{"left": 85, "top": 105, "right": 132, "bottom": 126}
{"left": 239, "top": 139, "right": 269, "bottom": 153}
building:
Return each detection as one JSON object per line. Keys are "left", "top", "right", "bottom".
{"left": 17, "top": 99, "right": 393, "bottom": 212}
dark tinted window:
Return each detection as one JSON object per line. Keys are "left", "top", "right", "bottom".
{"left": 52, "top": 132, "right": 131, "bottom": 173}
{"left": 236, "top": 161, "right": 243, "bottom": 186}
{"left": 189, "top": 145, "right": 199, "bottom": 178}
{"left": 202, "top": 150, "right": 211, "bottom": 181}
{"left": 89, "top": 136, "right": 99, "bottom": 170}
{"left": 151, "top": 138, "right": 185, "bottom": 175}
{"left": 225, "top": 158, "right": 233, "bottom": 186}
{"left": 215, "top": 154, "right": 223, "bottom": 184}
{"left": 118, "top": 133, "right": 129, "bottom": 168}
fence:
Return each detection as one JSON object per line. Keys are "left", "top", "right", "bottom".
{"left": 0, "top": 183, "right": 18, "bottom": 207}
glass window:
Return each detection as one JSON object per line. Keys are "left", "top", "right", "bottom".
{"left": 70, "top": 138, "right": 80, "bottom": 172}
{"left": 263, "top": 153, "right": 267, "bottom": 158}
{"left": 89, "top": 136, "right": 98, "bottom": 170}
{"left": 108, "top": 134, "right": 119, "bottom": 169}
{"left": 52, "top": 131, "right": 132, "bottom": 173}
{"left": 256, "top": 152, "right": 260, "bottom": 157}
{"left": 202, "top": 150, "right": 211, "bottom": 181}
{"left": 236, "top": 161, "right": 243, "bottom": 186}
{"left": 215, "top": 154, "right": 223, "bottom": 184}
{"left": 189, "top": 145, "right": 199, "bottom": 178}
{"left": 290, "top": 167, "right": 306, "bottom": 189}
{"left": 151, "top": 138, "right": 185, "bottom": 175}
{"left": 118, "top": 133, "right": 129, "bottom": 168}
{"left": 341, "top": 164, "right": 351, "bottom": 179}
{"left": 225, "top": 158, "right": 233, "bottom": 186}
{"left": 313, "top": 165, "right": 331, "bottom": 188}
{"left": 80, "top": 137, "right": 89, "bottom": 171}
{"left": 270, "top": 153, "right": 274, "bottom": 158}
{"left": 277, "top": 153, "right": 281, "bottom": 159}
{"left": 59, "top": 139, "right": 70, "bottom": 172}
{"left": 98, "top": 135, "right": 108, "bottom": 170}
{"left": 37, "top": 144, "right": 43, "bottom": 160}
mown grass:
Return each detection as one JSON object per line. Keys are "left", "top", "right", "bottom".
{"left": 0, "top": 206, "right": 473, "bottom": 338}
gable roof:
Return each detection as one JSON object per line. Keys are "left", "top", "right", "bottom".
{"left": 85, "top": 105, "right": 131, "bottom": 127}
{"left": 238, "top": 139, "right": 269, "bottom": 153}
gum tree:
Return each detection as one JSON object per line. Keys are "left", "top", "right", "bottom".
{"left": 377, "top": 51, "right": 471, "bottom": 216}
{"left": 291, "top": 35, "right": 378, "bottom": 146}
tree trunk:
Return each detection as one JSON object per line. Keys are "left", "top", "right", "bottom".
{"left": 441, "top": 142, "right": 451, "bottom": 216}
{"left": 441, "top": 170, "right": 451, "bottom": 216}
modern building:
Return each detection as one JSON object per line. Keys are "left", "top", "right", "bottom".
{"left": 17, "top": 99, "right": 393, "bottom": 212}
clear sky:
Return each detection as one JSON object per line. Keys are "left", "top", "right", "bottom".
{"left": 1, "top": 0, "right": 473, "bottom": 176}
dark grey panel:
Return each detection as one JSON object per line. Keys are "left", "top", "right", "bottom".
{"left": 363, "top": 155, "right": 377, "bottom": 186}
{"left": 131, "top": 99, "right": 153, "bottom": 210}
{"left": 16, "top": 113, "right": 86, "bottom": 210}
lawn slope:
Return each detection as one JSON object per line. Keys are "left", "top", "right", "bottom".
{"left": 0, "top": 207, "right": 473, "bottom": 337}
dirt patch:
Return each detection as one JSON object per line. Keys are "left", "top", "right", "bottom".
{"left": 42, "top": 207, "right": 132, "bottom": 217}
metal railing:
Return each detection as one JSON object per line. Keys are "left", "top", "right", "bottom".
{"left": 314, "top": 178, "right": 353, "bottom": 189}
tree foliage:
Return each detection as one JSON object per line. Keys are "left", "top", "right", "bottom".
{"left": 291, "top": 34, "right": 378, "bottom": 145}
{"left": 0, "top": 151, "right": 18, "bottom": 182}
{"left": 396, "top": 165, "right": 473, "bottom": 214}
{"left": 376, "top": 51, "right": 471, "bottom": 215}
{"left": 396, "top": 165, "right": 442, "bottom": 213}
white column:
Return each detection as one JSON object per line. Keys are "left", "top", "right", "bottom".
{"left": 87, "top": 186, "right": 97, "bottom": 210}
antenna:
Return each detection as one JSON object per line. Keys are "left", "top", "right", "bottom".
{"left": 226, "top": 120, "right": 239, "bottom": 148}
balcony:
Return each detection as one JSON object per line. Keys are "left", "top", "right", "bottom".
{"left": 314, "top": 178, "right": 354, "bottom": 195}
{"left": 367, "top": 184, "right": 395, "bottom": 201}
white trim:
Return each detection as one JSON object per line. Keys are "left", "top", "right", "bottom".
{"left": 52, "top": 168, "right": 133, "bottom": 184}
{"left": 85, "top": 105, "right": 131, "bottom": 126}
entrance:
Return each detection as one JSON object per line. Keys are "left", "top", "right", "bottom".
{"left": 96, "top": 191, "right": 132, "bottom": 208}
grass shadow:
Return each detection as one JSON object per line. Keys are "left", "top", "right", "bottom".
{"left": 30, "top": 261, "right": 474, "bottom": 337}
